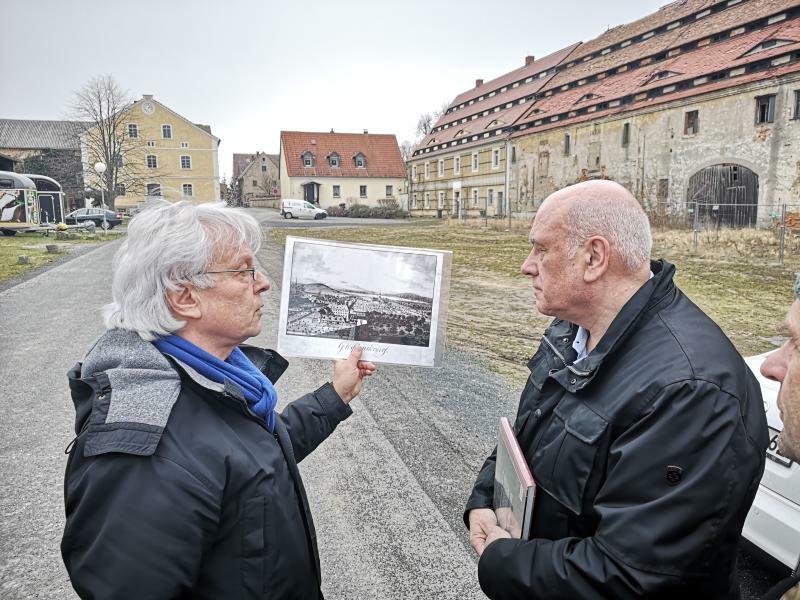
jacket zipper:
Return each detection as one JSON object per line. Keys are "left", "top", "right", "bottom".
{"left": 541, "top": 335, "right": 593, "bottom": 377}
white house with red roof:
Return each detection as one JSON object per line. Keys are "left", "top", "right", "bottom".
{"left": 279, "top": 130, "right": 407, "bottom": 208}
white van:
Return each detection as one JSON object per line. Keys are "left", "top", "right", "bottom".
{"left": 743, "top": 351, "right": 800, "bottom": 574}
{"left": 280, "top": 199, "right": 327, "bottom": 220}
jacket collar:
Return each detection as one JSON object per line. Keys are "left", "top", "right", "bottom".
{"left": 532, "top": 259, "right": 677, "bottom": 393}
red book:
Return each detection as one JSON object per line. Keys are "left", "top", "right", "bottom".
{"left": 493, "top": 417, "right": 536, "bottom": 539}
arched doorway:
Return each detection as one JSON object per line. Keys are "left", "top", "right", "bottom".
{"left": 686, "top": 164, "right": 759, "bottom": 228}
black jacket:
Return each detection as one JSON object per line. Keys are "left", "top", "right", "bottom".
{"left": 465, "top": 260, "right": 769, "bottom": 599}
{"left": 62, "top": 329, "right": 351, "bottom": 599}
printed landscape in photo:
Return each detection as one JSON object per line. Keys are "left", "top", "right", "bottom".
{"left": 286, "top": 241, "right": 437, "bottom": 347}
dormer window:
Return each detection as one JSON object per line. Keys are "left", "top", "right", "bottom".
{"left": 646, "top": 70, "right": 682, "bottom": 84}
{"left": 354, "top": 153, "right": 366, "bottom": 168}
{"left": 302, "top": 151, "right": 315, "bottom": 167}
{"left": 575, "top": 93, "right": 600, "bottom": 104}
{"left": 328, "top": 152, "right": 340, "bottom": 167}
{"left": 743, "top": 39, "right": 793, "bottom": 57}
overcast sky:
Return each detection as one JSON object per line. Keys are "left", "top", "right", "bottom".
{"left": 4, "top": 0, "right": 665, "bottom": 181}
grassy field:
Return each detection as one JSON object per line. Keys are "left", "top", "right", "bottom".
{"left": 270, "top": 221, "right": 798, "bottom": 386}
{"left": 0, "top": 231, "right": 123, "bottom": 283}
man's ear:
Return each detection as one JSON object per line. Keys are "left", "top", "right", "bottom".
{"left": 166, "top": 285, "right": 202, "bottom": 321}
{"left": 583, "top": 236, "right": 610, "bottom": 283}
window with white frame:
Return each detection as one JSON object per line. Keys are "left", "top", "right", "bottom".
{"left": 146, "top": 140, "right": 156, "bottom": 147}
{"left": 146, "top": 154, "right": 158, "bottom": 168}
{"left": 386, "top": 185, "right": 393, "bottom": 197}
{"left": 360, "top": 185, "right": 367, "bottom": 198}
{"left": 492, "top": 148, "right": 500, "bottom": 169}
{"left": 454, "top": 156, "right": 461, "bottom": 175}
{"left": 424, "top": 192, "right": 430, "bottom": 208}
{"left": 472, "top": 152, "right": 479, "bottom": 172}
{"left": 354, "top": 153, "right": 366, "bottom": 168}
{"left": 182, "top": 183, "right": 193, "bottom": 196}
{"left": 252, "top": 179, "right": 257, "bottom": 186}
{"left": 424, "top": 162, "right": 430, "bottom": 179}
{"left": 162, "top": 124, "right": 172, "bottom": 139}
{"left": 438, "top": 159, "right": 445, "bottom": 177}
{"left": 488, "top": 188, "right": 494, "bottom": 206}
{"left": 498, "top": 191, "right": 504, "bottom": 211}
{"left": 413, "top": 193, "right": 418, "bottom": 208}
{"left": 302, "top": 151, "right": 315, "bottom": 167}
{"left": 438, "top": 191, "right": 445, "bottom": 209}
{"left": 333, "top": 185, "right": 341, "bottom": 198}
{"left": 472, "top": 189, "right": 479, "bottom": 206}
{"left": 329, "top": 153, "right": 340, "bottom": 167}
{"left": 180, "top": 155, "right": 192, "bottom": 169}
{"left": 412, "top": 164, "right": 417, "bottom": 179}
{"left": 146, "top": 183, "right": 161, "bottom": 196}
{"left": 128, "top": 124, "right": 139, "bottom": 138}
{"left": 180, "top": 141, "right": 189, "bottom": 148}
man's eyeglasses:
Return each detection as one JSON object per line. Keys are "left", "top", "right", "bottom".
{"left": 203, "top": 268, "right": 257, "bottom": 281}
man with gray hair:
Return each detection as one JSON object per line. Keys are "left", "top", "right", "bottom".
{"left": 61, "top": 201, "right": 375, "bottom": 599}
{"left": 465, "top": 180, "right": 768, "bottom": 598}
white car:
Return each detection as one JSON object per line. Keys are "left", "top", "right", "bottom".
{"left": 280, "top": 199, "right": 327, "bottom": 220}
{"left": 743, "top": 351, "right": 800, "bottom": 573}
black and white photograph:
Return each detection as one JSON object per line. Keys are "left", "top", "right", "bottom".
{"left": 277, "top": 237, "right": 451, "bottom": 366}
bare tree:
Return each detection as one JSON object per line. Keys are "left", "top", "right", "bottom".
{"left": 415, "top": 113, "right": 436, "bottom": 139}
{"left": 255, "top": 171, "right": 279, "bottom": 199}
{"left": 70, "top": 75, "right": 149, "bottom": 210}
{"left": 415, "top": 101, "right": 451, "bottom": 141}
{"left": 399, "top": 140, "right": 414, "bottom": 162}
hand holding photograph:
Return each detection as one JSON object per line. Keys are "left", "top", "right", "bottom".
{"left": 277, "top": 236, "right": 452, "bottom": 367}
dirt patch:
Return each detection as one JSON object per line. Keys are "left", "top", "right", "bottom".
{"left": 270, "top": 223, "right": 796, "bottom": 386}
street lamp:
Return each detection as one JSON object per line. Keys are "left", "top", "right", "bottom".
{"left": 94, "top": 162, "right": 107, "bottom": 233}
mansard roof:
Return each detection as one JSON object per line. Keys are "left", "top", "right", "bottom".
{"left": 411, "top": 0, "right": 800, "bottom": 160}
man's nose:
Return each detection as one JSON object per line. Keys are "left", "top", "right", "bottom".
{"left": 761, "top": 344, "right": 789, "bottom": 383}
{"left": 521, "top": 252, "right": 537, "bottom": 276}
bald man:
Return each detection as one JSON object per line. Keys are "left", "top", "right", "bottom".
{"left": 465, "top": 181, "right": 768, "bottom": 599}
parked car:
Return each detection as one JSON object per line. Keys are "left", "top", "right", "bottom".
{"left": 64, "top": 208, "right": 123, "bottom": 229}
{"left": 742, "top": 351, "right": 800, "bottom": 574}
{"left": 280, "top": 199, "right": 327, "bottom": 220}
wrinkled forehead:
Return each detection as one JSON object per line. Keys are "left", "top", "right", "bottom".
{"left": 529, "top": 201, "right": 566, "bottom": 242}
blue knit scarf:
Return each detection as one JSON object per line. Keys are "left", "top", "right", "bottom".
{"left": 154, "top": 334, "right": 277, "bottom": 431}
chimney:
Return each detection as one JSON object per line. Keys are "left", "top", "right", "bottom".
{"left": 475, "top": 79, "right": 484, "bottom": 88}
{"left": 143, "top": 94, "right": 153, "bottom": 100}
{"left": 363, "top": 129, "right": 368, "bottom": 134}
{"left": 525, "top": 55, "right": 535, "bottom": 66}
{"left": 330, "top": 128, "right": 334, "bottom": 133}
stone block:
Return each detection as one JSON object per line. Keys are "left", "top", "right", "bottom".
{"left": 17, "top": 255, "right": 30, "bottom": 264}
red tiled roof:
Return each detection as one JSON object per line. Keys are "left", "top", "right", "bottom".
{"left": 280, "top": 131, "right": 406, "bottom": 178}
{"left": 544, "top": 0, "right": 799, "bottom": 91}
{"left": 232, "top": 153, "right": 254, "bottom": 180}
{"left": 512, "top": 19, "right": 800, "bottom": 135}
{"left": 449, "top": 43, "right": 582, "bottom": 108}
{"left": 570, "top": 0, "right": 720, "bottom": 60}
{"left": 233, "top": 152, "right": 280, "bottom": 180}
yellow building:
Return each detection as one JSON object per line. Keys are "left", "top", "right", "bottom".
{"left": 84, "top": 95, "right": 220, "bottom": 210}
